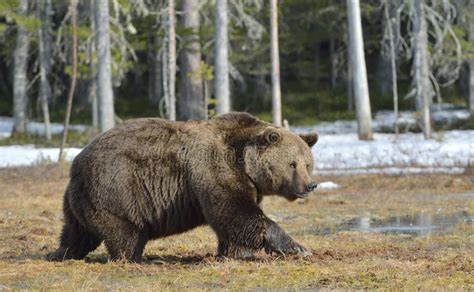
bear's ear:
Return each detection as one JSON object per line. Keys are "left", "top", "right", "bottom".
{"left": 299, "top": 132, "right": 318, "bottom": 147}
{"left": 258, "top": 127, "right": 281, "bottom": 146}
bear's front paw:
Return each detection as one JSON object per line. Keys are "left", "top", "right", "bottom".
{"left": 264, "top": 239, "right": 311, "bottom": 258}
{"left": 264, "top": 220, "right": 312, "bottom": 258}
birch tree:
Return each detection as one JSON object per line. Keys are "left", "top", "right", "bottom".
{"left": 37, "top": 0, "right": 52, "bottom": 141}
{"left": 383, "top": 0, "right": 400, "bottom": 136}
{"left": 179, "top": 0, "right": 205, "bottom": 120}
{"left": 413, "top": 0, "right": 432, "bottom": 139}
{"left": 376, "top": 0, "right": 402, "bottom": 96}
{"left": 215, "top": 0, "right": 230, "bottom": 114}
{"left": 12, "top": 0, "right": 30, "bottom": 135}
{"left": 89, "top": 0, "right": 98, "bottom": 131}
{"left": 167, "top": 0, "right": 176, "bottom": 121}
{"left": 59, "top": 0, "right": 78, "bottom": 162}
{"left": 270, "top": 0, "right": 282, "bottom": 127}
{"left": 95, "top": 0, "right": 115, "bottom": 132}
{"left": 346, "top": 0, "right": 373, "bottom": 140}
{"left": 468, "top": 1, "right": 474, "bottom": 113}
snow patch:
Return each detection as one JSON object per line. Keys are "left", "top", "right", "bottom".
{"left": 0, "top": 145, "right": 82, "bottom": 168}
{"left": 317, "top": 181, "right": 341, "bottom": 189}
{"left": 0, "top": 116, "right": 89, "bottom": 138}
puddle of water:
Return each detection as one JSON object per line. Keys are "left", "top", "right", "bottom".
{"left": 296, "top": 211, "right": 473, "bottom": 237}
{"left": 342, "top": 211, "right": 473, "bottom": 236}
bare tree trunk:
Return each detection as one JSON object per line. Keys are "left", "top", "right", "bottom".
{"left": 89, "top": 0, "right": 98, "bottom": 131}
{"left": 215, "top": 0, "right": 231, "bottom": 114}
{"left": 270, "top": 0, "right": 282, "bottom": 126}
{"left": 179, "top": 0, "right": 205, "bottom": 120}
{"left": 346, "top": 0, "right": 373, "bottom": 140}
{"left": 59, "top": 0, "right": 78, "bottom": 162}
{"left": 413, "top": 0, "right": 432, "bottom": 139}
{"left": 347, "top": 57, "right": 354, "bottom": 111}
{"left": 37, "top": 0, "right": 52, "bottom": 141}
{"left": 12, "top": 0, "right": 31, "bottom": 135}
{"left": 95, "top": 0, "right": 115, "bottom": 132}
{"left": 167, "top": 0, "right": 177, "bottom": 121}
{"left": 468, "top": 0, "right": 474, "bottom": 113}
{"left": 384, "top": 0, "right": 399, "bottom": 137}
{"left": 377, "top": 0, "right": 403, "bottom": 98}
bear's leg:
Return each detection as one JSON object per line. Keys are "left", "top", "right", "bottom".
{"left": 217, "top": 240, "right": 254, "bottom": 259}
{"left": 100, "top": 215, "right": 148, "bottom": 262}
{"left": 46, "top": 204, "right": 101, "bottom": 261}
{"left": 204, "top": 196, "right": 310, "bottom": 258}
{"left": 264, "top": 220, "right": 311, "bottom": 257}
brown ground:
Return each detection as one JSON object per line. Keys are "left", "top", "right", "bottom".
{"left": 0, "top": 165, "right": 473, "bottom": 290}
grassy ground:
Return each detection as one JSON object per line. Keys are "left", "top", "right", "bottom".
{"left": 0, "top": 165, "right": 473, "bottom": 290}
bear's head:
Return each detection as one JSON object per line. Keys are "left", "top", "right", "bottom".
{"left": 244, "top": 126, "right": 319, "bottom": 201}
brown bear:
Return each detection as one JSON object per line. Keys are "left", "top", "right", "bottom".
{"left": 46, "top": 112, "right": 318, "bottom": 262}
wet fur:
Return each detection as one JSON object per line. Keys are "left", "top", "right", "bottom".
{"left": 47, "top": 112, "right": 316, "bottom": 262}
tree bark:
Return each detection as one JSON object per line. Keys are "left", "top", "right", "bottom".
{"left": 12, "top": 0, "right": 31, "bottom": 135}
{"left": 270, "top": 0, "right": 282, "bottom": 126}
{"left": 384, "top": 0, "right": 399, "bottom": 136}
{"left": 37, "top": 0, "right": 52, "bottom": 141}
{"left": 347, "top": 54, "right": 354, "bottom": 111}
{"left": 89, "top": 0, "right": 98, "bottom": 131}
{"left": 413, "top": 0, "right": 432, "bottom": 139}
{"left": 59, "top": 0, "right": 78, "bottom": 162}
{"left": 346, "top": 0, "right": 373, "bottom": 140}
{"left": 167, "top": 0, "right": 177, "bottom": 121}
{"left": 94, "top": 0, "right": 115, "bottom": 132}
{"left": 179, "top": 0, "right": 205, "bottom": 120}
{"left": 215, "top": 0, "right": 231, "bottom": 114}
{"left": 468, "top": 1, "right": 474, "bottom": 113}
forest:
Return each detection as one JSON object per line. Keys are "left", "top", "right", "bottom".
{"left": 0, "top": 1, "right": 474, "bottom": 290}
{"left": 0, "top": 0, "right": 472, "bottom": 143}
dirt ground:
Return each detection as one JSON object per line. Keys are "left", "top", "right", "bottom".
{"left": 0, "top": 165, "right": 473, "bottom": 289}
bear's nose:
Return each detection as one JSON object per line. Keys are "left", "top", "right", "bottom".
{"left": 307, "top": 182, "right": 318, "bottom": 191}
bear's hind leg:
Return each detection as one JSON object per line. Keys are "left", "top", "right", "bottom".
{"left": 100, "top": 215, "right": 148, "bottom": 263}
{"left": 46, "top": 206, "right": 101, "bottom": 261}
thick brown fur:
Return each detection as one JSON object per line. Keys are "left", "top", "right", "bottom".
{"left": 46, "top": 112, "right": 319, "bottom": 262}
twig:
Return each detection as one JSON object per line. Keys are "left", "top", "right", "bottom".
{"left": 58, "top": 0, "right": 78, "bottom": 163}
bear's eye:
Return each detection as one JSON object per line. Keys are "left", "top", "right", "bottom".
{"left": 290, "top": 162, "right": 297, "bottom": 169}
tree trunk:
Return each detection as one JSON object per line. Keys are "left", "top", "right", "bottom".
{"left": 58, "top": 0, "right": 78, "bottom": 162}
{"left": 89, "top": 0, "right": 98, "bottom": 131}
{"left": 179, "top": 0, "right": 205, "bottom": 120}
{"left": 347, "top": 56, "right": 354, "bottom": 111}
{"left": 346, "top": 0, "right": 373, "bottom": 140}
{"left": 94, "top": 0, "right": 115, "bottom": 132}
{"left": 167, "top": 0, "right": 177, "bottom": 121}
{"left": 384, "top": 0, "right": 399, "bottom": 136}
{"left": 270, "top": 0, "right": 282, "bottom": 126}
{"left": 214, "top": 0, "right": 231, "bottom": 114}
{"left": 413, "top": 0, "right": 432, "bottom": 139}
{"left": 468, "top": 1, "right": 474, "bottom": 113}
{"left": 37, "top": 0, "right": 52, "bottom": 141}
{"left": 12, "top": 0, "right": 31, "bottom": 135}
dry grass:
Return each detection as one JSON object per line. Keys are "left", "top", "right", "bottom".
{"left": 0, "top": 165, "right": 473, "bottom": 290}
